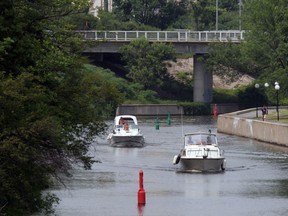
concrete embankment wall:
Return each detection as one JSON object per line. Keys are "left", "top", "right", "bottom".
{"left": 217, "top": 110, "right": 288, "bottom": 147}
{"left": 117, "top": 103, "right": 239, "bottom": 116}
{"left": 116, "top": 104, "right": 183, "bottom": 116}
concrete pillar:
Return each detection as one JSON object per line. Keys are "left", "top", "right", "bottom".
{"left": 193, "top": 54, "right": 212, "bottom": 103}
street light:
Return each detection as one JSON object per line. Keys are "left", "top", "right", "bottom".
{"left": 255, "top": 83, "right": 260, "bottom": 117}
{"left": 275, "top": 82, "right": 280, "bottom": 121}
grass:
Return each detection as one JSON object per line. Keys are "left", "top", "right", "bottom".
{"left": 264, "top": 109, "right": 288, "bottom": 124}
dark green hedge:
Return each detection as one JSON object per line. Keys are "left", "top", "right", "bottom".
{"left": 178, "top": 102, "right": 210, "bottom": 115}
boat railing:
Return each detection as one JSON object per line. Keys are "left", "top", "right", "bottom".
{"left": 220, "top": 149, "right": 225, "bottom": 156}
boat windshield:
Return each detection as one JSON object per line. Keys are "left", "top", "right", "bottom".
{"left": 115, "top": 122, "right": 138, "bottom": 130}
{"left": 185, "top": 134, "right": 217, "bottom": 145}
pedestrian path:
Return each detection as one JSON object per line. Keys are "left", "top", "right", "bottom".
{"left": 233, "top": 107, "right": 288, "bottom": 124}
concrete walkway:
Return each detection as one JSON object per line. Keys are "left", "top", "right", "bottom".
{"left": 236, "top": 106, "right": 288, "bottom": 123}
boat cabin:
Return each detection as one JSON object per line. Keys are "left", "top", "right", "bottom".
{"left": 114, "top": 115, "right": 139, "bottom": 131}
{"left": 184, "top": 133, "right": 217, "bottom": 146}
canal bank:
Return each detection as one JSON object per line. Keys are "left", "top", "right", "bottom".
{"left": 217, "top": 108, "right": 288, "bottom": 147}
{"left": 116, "top": 103, "right": 239, "bottom": 116}
{"left": 116, "top": 104, "right": 288, "bottom": 146}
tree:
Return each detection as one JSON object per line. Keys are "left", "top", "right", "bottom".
{"left": 244, "top": 0, "right": 288, "bottom": 73}
{"left": 0, "top": 0, "right": 122, "bottom": 215}
{"left": 112, "top": 0, "right": 190, "bottom": 30}
{"left": 241, "top": 0, "right": 288, "bottom": 102}
{"left": 206, "top": 42, "right": 261, "bottom": 80}
{"left": 119, "top": 38, "right": 176, "bottom": 90}
{"left": 191, "top": 0, "right": 240, "bottom": 30}
{"left": 206, "top": 0, "right": 288, "bottom": 105}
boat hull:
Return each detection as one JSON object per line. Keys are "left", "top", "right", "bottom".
{"left": 109, "top": 135, "right": 145, "bottom": 147}
{"left": 180, "top": 157, "right": 225, "bottom": 172}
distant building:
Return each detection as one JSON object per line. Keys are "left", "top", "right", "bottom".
{"left": 89, "top": 0, "right": 113, "bottom": 17}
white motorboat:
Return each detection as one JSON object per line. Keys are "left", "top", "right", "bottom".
{"left": 173, "top": 131, "right": 226, "bottom": 172}
{"left": 107, "top": 115, "right": 145, "bottom": 147}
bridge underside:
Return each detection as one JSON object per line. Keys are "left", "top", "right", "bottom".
{"left": 83, "top": 49, "right": 213, "bottom": 103}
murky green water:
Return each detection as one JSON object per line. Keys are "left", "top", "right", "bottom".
{"left": 52, "top": 116, "right": 288, "bottom": 216}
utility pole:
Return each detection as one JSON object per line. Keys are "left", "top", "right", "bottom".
{"left": 216, "top": 0, "right": 218, "bottom": 30}
{"left": 239, "top": 0, "right": 242, "bottom": 31}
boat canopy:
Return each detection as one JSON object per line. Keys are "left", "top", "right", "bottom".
{"left": 114, "top": 115, "right": 138, "bottom": 126}
{"left": 184, "top": 132, "right": 217, "bottom": 146}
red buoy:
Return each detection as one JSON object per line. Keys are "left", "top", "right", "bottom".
{"left": 138, "top": 169, "right": 146, "bottom": 205}
{"left": 213, "top": 103, "right": 217, "bottom": 117}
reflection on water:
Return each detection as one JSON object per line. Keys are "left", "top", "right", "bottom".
{"left": 56, "top": 170, "right": 116, "bottom": 189}
{"left": 52, "top": 116, "right": 288, "bottom": 216}
{"left": 243, "top": 178, "right": 288, "bottom": 198}
{"left": 182, "top": 172, "right": 225, "bottom": 198}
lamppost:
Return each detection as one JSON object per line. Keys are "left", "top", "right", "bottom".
{"left": 274, "top": 82, "right": 280, "bottom": 121}
{"left": 254, "top": 82, "right": 269, "bottom": 118}
{"left": 255, "top": 83, "right": 260, "bottom": 117}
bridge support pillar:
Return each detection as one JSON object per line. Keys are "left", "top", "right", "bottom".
{"left": 193, "top": 54, "right": 212, "bottom": 103}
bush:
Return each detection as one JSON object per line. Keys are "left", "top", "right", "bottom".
{"left": 178, "top": 102, "right": 210, "bottom": 115}
{"left": 213, "top": 88, "right": 238, "bottom": 103}
{"left": 237, "top": 85, "right": 268, "bottom": 109}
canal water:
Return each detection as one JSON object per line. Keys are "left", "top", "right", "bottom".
{"left": 52, "top": 116, "right": 288, "bottom": 216}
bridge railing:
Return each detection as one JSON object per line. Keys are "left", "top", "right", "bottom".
{"left": 78, "top": 30, "right": 245, "bottom": 42}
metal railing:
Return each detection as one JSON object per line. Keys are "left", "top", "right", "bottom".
{"left": 78, "top": 30, "right": 245, "bottom": 43}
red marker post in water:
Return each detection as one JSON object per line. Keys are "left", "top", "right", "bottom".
{"left": 213, "top": 103, "right": 217, "bottom": 117}
{"left": 138, "top": 169, "right": 146, "bottom": 205}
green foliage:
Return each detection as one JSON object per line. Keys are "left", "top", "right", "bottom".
{"left": 207, "top": 43, "right": 259, "bottom": 80}
{"left": 82, "top": 64, "right": 125, "bottom": 116}
{"left": 175, "top": 71, "right": 193, "bottom": 86}
{"left": 70, "top": 0, "right": 241, "bottom": 31}
{"left": 213, "top": 88, "right": 238, "bottom": 103}
{"left": 167, "top": 12, "right": 196, "bottom": 30}
{"left": 178, "top": 102, "right": 210, "bottom": 115}
{"left": 67, "top": 0, "right": 243, "bottom": 31}
{"left": 84, "top": 64, "right": 160, "bottom": 105}
{"left": 237, "top": 85, "right": 268, "bottom": 109}
{"left": 119, "top": 38, "right": 176, "bottom": 89}
{"left": 0, "top": 1, "right": 123, "bottom": 215}
{"left": 68, "top": 13, "right": 99, "bottom": 30}
{"left": 206, "top": 0, "right": 288, "bottom": 106}
{"left": 191, "top": 0, "right": 240, "bottom": 30}
{"left": 191, "top": 0, "right": 216, "bottom": 30}
{"left": 112, "top": 0, "right": 191, "bottom": 30}
{"left": 0, "top": 65, "right": 123, "bottom": 215}
{"left": 124, "top": 90, "right": 159, "bottom": 104}
{"left": 240, "top": 0, "right": 288, "bottom": 103}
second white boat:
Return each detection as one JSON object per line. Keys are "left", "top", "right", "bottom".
{"left": 173, "top": 131, "right": 226, "bottom": 172}
{"left": 107, "top": 115, "right": 145, "bottom": 147}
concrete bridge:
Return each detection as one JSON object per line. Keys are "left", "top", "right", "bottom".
{"left": 80, "top": 30, "right": 245, "bottom": 102}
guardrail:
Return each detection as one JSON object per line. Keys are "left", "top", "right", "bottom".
{"left": 78, "top": 30, "right": 245, "bottom": 43}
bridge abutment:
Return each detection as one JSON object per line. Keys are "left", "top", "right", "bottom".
{"left": 193, "top": 54, "right": 212, "bottom": 103}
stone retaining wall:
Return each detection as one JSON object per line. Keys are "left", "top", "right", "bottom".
{"left": 217, "top": 110, "right": 288, "bottom": 147}
{"left": 116, "top": 104, "right": 183, "bottom": 116}
{"left": 116, "top": 103, "right": 239, "bottom": 116}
